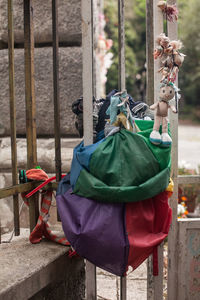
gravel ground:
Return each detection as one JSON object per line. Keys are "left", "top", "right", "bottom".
{"left": 97, "top": 264, "right": 147, "bottom": 300}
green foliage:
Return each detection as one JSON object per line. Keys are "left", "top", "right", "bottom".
{"left": 104, "top": 0, "right": 146, "bottom": 100}
{"left": 104, "top": 0, "right": 199, "bottom": 111}
{"left": 179, "top": 104, "right": 200, "bottom": 124}
{"left": 179, "top": 0, "right": 200, "bottom": 107}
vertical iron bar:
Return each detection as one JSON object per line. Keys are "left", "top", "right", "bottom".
{"left": 93, "top": 0, "right": 104, "bottom": 99}
{"left": 118, "top": 0, "right": 125, "bottom": 91}
{"left": 52, "top": 0, "right": 61, "bottom": 182}
{"left": 154, "top": 243, "right": 164, "bottom": 299}
{"left": 152, "top": 1, "right": 165, "bottom": 299}
{"left": 167, "top": 1, "right": 178, "bottom": 300}
{"left": 118, "top": 1, "right": 126, "bottom": 299}
{"left": 147, "top": 255, "right": 154, "bottom": 300}
{"left": 146, "top": 2, "right": 154, "bottom": 293}
{"left": 24, "top": 0, "right": 38, "bottom": 231}
{"left": 146, "top": 0, "right": 154, "bottom": 106}
{"left": 82, "top": 0, "right": 94, "bottom": 146}
{"left": 8, "top": 0, "right": 20, "bottom": 236}
{"left": 153, "top": 0, "right": 164, "bottom": 97}
{"left": 120, "top": 276, "right": 127, "bottom": 300}
{"left": 82, "top": 0, "right": 96, "bottom": 299}
{"left": 86, "top": 261, "right": 97, "bottom": 300}
{"left": 147, "top": 1, "right": 164, "bottom": 299}
{"left": 91, "top": 0, "right": 96, "bottom": 99}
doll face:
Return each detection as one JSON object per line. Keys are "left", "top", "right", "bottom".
{"left": 157, "top": 1, "right": 166, "bottom": 10}
{"left": 173, "top": 53, "right": 184, "bottom": 66}
{"left": 159, "top": 85, "right": 175, "bottom": 101}
{"left": 160, "top": 36, "right": 170, "bottom": 48}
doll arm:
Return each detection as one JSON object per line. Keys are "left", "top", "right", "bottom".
{"left": 150, "top": 102, "right": 159, "bottom": 110}
{"left": 169, "top": 104, "right": 177, "bottom": 113}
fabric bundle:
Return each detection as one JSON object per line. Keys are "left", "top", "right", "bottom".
{"left": 56, "top": 120, "right": 172, "bottom": 276}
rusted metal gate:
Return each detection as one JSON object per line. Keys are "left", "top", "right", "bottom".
{"left": 0, "top": 0, "right": 62, "bottom": 232}
{"left": 0, "top": 0, "right": 200, "bottom": 299}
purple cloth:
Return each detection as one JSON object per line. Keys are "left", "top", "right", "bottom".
{"left": 57, "top": 188, "right": 129, "bottom": 276}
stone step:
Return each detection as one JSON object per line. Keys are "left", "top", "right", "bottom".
{"left": 0, "top": 230, "right": 147, "bottom": 300}
{"left": 0, "top": 229, "right": 85, "bottom": 300}
{"left": 0, "top": 137, "right": 81, "bottom": 173}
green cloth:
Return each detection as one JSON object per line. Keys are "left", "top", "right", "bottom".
{"left": 73, "top": 120, "right": 171, "bottom": 203}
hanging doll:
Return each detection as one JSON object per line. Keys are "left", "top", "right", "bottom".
{"left": 154, "top": 33, "right": 185, "bottom": 83}
{"left": 154, "top": 33, "right": 183, "bottom": 62}
{"left": 158, "top": 66, "right": 171, "bottom": 83}
{"left": 157, "top": 1, "right": 179, "bottom": 22}
{"left": 154, "top": 33, "right": 171, "bottom": 60}
{"left": 149, "top": 82, "right": 178, "bottom": 147}
{"left": 168, "top": 40, "right": 185, "bottom": 82}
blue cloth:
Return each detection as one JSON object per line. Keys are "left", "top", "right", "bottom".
{"left": 70, "top": 139, "right": 105, "bottom": 188}
{"left": 56, "top": 173, "right": 71, "bottom": 196}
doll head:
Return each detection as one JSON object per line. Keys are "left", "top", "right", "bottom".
{"left": 156, "top": 33, "right": 170, "bottom": 49}
{"left": 170, "top": 40, "right": 183, "bottom": 51}
{"left": 159, "top": 82, "right": 175, "bottom": 102}
{"left": 157, "top": 1, "right": 179, "bottom": 22}
{"left": 157, "top": 1, "right": 166, "bottom": 10}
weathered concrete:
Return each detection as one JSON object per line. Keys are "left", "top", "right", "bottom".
{"left": 0, "top": 47, "right": 82, "bottom": 136}
{"left": 0, "top": 0, "right": 81, "bottom": 46}
{"left": 0, "top": 173, "right": 13, "bottom": 234}
{"left": 0, "top": 137, "right": 81, "bottom": 172}
{"left": 177, "top": 219, "right": 200, "bottom": 300}
{"left": 0, "top": 231, "right": 147, "bottom": 300}
{"left": 0, "top": 229, "right": 85, "bottom": 300}
{"left": 97, "top": 263, "right": 147, "bottom": 300}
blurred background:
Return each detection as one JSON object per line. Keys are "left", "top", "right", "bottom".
{"left": 104, "top": 0, "right": 200, "bottom": 124}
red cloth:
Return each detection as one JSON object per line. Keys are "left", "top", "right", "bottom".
{"left": 29, "top": 216, "right": 52, "bottom": 244}
{"left": 21, "top": 190, "right": 69, "bottom": 246}
{"left": 26, "top": 169, "right": 49, "bottom": 181}
{"left": 126, "top": 191, "right": 172, "bottom": 275}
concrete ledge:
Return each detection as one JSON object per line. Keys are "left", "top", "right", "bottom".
{"left": 0, "top": 230, "right": 85, "bottom": 300}
{"left": 0, "top": 137, "right": 81, "bottom": 173}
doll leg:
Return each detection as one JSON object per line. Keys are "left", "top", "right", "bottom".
{"left": 149, "top": 116, "right": 162, "bottom": 145}
{"left": 153, "top": 116, "right": 161, "bottom": 131}
{"left": 161, "top": 117, "right": 172, "bottom": 147}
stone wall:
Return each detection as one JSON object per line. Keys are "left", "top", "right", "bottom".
{"left": 0, "top": 0, "right": 83, "bottom": 235}
{"left": 0, "top": 47, "right": 82, "bottom": 136}
{"left": 0, "top": 0, "right": 103, "bottom": 236}
{"left": 0, "top": 0, "right": 81, "bottom": 46}
{"left": 0, "top": 0, "right": 82, "bottom": 137}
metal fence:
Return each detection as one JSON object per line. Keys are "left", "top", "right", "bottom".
{"left": 72, "top": 1, "right": 200, "bottom": 299}
{"left": 0, "top": 0, "right": 200, "bottom": 300}
{"left": 0, "top": 0, "right": 61, "bottom": 234}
